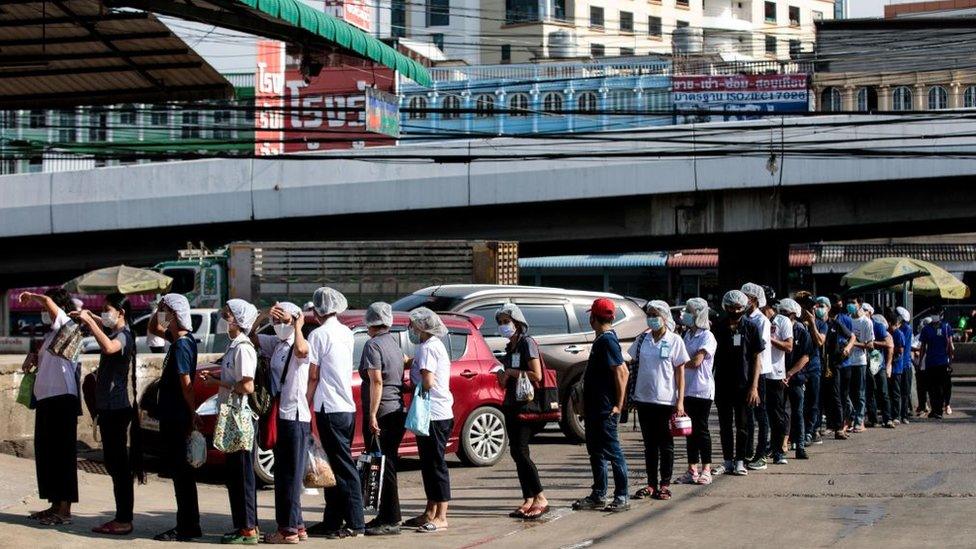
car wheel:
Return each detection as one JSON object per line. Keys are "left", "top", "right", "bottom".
{"left": 254, "top": 446, "right": 275, "bottom": 485}
{"left": 559, "top": 390, "right": 586, "bottom": 443}
{"left": 458, "top": 406, "right": 508, "bottom": 467}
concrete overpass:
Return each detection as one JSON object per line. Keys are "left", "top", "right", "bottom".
{"left": 3, "top": 113, "right": 976, "bottom": 289}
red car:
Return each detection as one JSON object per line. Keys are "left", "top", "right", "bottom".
{"left": 141, "top": 311, "right": 509, "bottom": 484}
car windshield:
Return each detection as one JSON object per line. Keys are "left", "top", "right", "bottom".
{"left": 391, "top": 293, "right": 463, "bottom": 312}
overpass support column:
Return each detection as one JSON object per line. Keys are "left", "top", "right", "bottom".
{"left": 717, "top": 238, "right": 791, "bottom": 299}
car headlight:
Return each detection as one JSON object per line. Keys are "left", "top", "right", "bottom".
{"left": 196, "top": 394, "right": 219, "bottom": 416}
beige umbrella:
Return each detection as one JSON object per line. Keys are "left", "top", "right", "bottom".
{"left": 842, "top": 257, "right": 970, "bottom": 299}
{"left": 63, "top": 265, "right": 172, "bottom": 295}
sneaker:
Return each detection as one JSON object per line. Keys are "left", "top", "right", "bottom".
{"left": 365, "top": 524, "right": 401, "bottom": 536}
{"left": 323, "top": 529, "right": 363, "bottom": 540}
{"left": 795, "top": 448, "right": 809, "bottom": 460}
{"left": 696, "top": 470, "right": 713, "bottom": 485}
{"left": 788, "top": 442, "right": 797, "bottom": 451}
{"left": 900, "top": 418, "right": 910, "bottom": 425}
{"left": 928, "top": 413, "right": 943, "bottom": 420}
{"left": 804, "top": 433, "right": 812, "bottom": 445}
{"left": 773, "top": 455, "right": 788, "bottom": 465}
{"left": 712, "top": 461, "right": 730, "bottom": 476}
{"left": 676, "top": 470, "right": 699, "bottom": 484}
{"left": 603, "top": 498, "right": 630, "bottom": 513}
{"left": 865, "top": 421, "right": 877, "bottom": 428}
{"left": 572, "top": 495, "right": 607, "bottom": 510}
{"left": 834, "top": 430, "right": 849, "bottom": 440}
{"left": 883, "top": 420, "right": 896, "bottom": 429}
{"left": 746, "top": 457, "right": 767, "bottom": 471}
{"left": 811, "top": 433, "right": 824, "bottom": 445}
{"left": 946, "top": 405, "right": 953, "bottom": 415}
{"left": 221, "top": 529, "right": 260, "bottom": 545}
{"left": 852, "top": 424, "right": 865, "bottom": 433}
{"left": 734, "top": 461, "right": 748, "bottom": 476}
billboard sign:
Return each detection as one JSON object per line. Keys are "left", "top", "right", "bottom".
{"left": 255, "top": 40, "right": 286, "bottom": 156}
{"left": 324, "top": 0, "right": 372, "bottom": 32}
{"left": 672, "top": 74, "right": 809, "bottom": 123}
{"left": 365, "top": 87, "right": 401, "bottom": 138}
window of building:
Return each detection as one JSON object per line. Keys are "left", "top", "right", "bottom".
{"left": 676, "top": 0, "right": 690, "bottom": 7}
{"left": 965, "top": 86, "right": 976, "bottom": 108}
{"left": 89, "top": 107, "right": 108, "bottom": 141}
{"left": 821, "top": 87, "right": 841, "bottom": 112}
{"left": 501, "top": 44, "right": 512, "bottom": 63}
{"left": 610, "top": 90, "right": 634, "bottom": 112}
{"left": 506, "top": 0, "right": 539, "bottom": 23}
{"left": 765, "top": 35, "right": 777, "bottom": 55}
{"left": 119, "top": 104, "right": 137, "bottom": 126}
{"left": 892, "top": 86, "right": 913, "bottom": 111}
{"left": 57, "top": 110, "right": 76, "bottom": 142}
{"left": 553, "top": 0, "right": 566, "bottom": 20}
{"left": 181, "top": 111, "right": 201, "bottom": 138}
{"left": 648, "top": 16, "right": 662, "bottom": 38}
{"left": 431, "top": 33, "right": 445, "bottom": 52}
{"left": 928, "top": 86, "right": 948, "bottom": 110}
{"left": 29, "top": 109, "right": 46, "bottom": 128}
{"left": 788, "top": 5, "right": 800, "bottom": 26}
{"left": 150, "top": 106, "right": 169, "bottom": 127}
{"left": 214, "top": 109, "right": 233, "bottom": 139}
{"left": 475, "top": 94, "right": 495, "bottom": 117}
{"left": 590, "top": 6, "right": 604, "bottom": 29}
{"left": 392, "top": 0, "right": 406, "bottom": 37}
{"left": 620, "top": 47, "right": 635, "bottom": 56}
{"left": 856, "top": 87, "right": 878, "bottom": 112}
{"left": 789, "top": 39, "right": 801, "bottom": 59}
{"left": 620, "top": 11, "right": 633, "bottom": 32}
{"left": 764, "top": 1, "right": 776, "bottom": 23}
{"left": 543, "top": 92, "right": 563, "bottom": 113}
{"left": 590, "top": 43, "right": 605, "bottom": 57}
{"left": 577, "top": 91, "right": 598, "bottom": 113}
{"left": 442, "top": 95, "right": 461, "bottom": 119}
{"left": 509, "top": 93, "right": 530, "bottom": 116}
{"left": 676, "top": 20, "right": 689, "bottom": 28}
{"left": 426, "top": 0, "right": 449, "bottom": 26}
{"left": 408, "top": 96, "right": 428, "bottom": 119}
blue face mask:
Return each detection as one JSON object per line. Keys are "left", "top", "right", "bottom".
{"left": 680, "top": 312, "right": 695, "bottom": 327}
{"left": 846, "top": 304, "right": 858, "bottom": 315}
{"left": 408, "top": 329, "right": 422, "bottom": 344}
{"left": 498, "top": 323, "right": 517, "bottom": 338}
{"left": 647, "top": 316, "right": 664, "bottom": 331}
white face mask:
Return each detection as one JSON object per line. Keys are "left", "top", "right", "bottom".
{"left": 156, "top": 312, "right": 170, "bottom": 331}
{"left": 498, "top": 322, "right": 517, "bottom": 338}
{"left": 101, "top": 311, "right": 119, "bottom": 329}
{"left": 274, "top": 323, "right": 295, "bottom": 341}
{"left": 40, "top": 312, "right": 51, "bottom": 326}
{"left": 216, "top": 318, "right": 230, "bottom": 335}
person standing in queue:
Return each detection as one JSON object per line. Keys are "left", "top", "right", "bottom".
{"left": 919, "top": 308, "right": 954, "bottom": 419}
{"left": 200, "top": 299, "right": 260, "bottom": 544}
{"left": 359, "top": 302, "right": 407, "bottom": 536}
{"left": 678, "top": 298, "right": 717, "bottom": 484}
{"left": 894, "top": 307, "right": 914, "bottom": 424}
{"left": 887, "top": 312, "right": 908, "bottom": 427}
{"left": 765, "top": 295, "right": 792, "bottom": 465}
{"left": 780, "top": 299, "right": 812, "bottom": 461}
{"left": 714, "top": 291, "right": 764, "bottom": 477}
{"left": 305, "top": 287, "right": 364, "bottom": 539}
{"left": 571, "top": 298, "right": 629, "bottom": 513}
{"left": 740, "top": 283, "right": 772, "bottom": 471}
{"left": 404, "top": 308, "right": 454, "bottom": 533}
{"left": 20, "top": 289, "right": 81, "bottom": 526}
{"left": 253, "top": 302, "right": 310, "bottom": 544}
{"left": 73, "top": 294, "right": 140, "bottom": 535}
{"left": 494, "top": 304, "right": 550, "bottom": 520}
{"left": 800, "top": 296, "right": 828, "bottom": 446}
{"left": 150, "top": 293, "right": 202, "bottom": 542}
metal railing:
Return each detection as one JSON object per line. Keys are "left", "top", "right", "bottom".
{"left": 428, "top": 59, "right": 672, "bottom": 83}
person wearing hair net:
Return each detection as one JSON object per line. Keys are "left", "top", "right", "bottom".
{"left": 678, "top": 298, "right": 719, "bottom": 484}
{"left": 627, "top": 300, "right": 690, "bottom": 502}
{"left": 250, "top": 302, "right": 311, "bottom": 543}
{"left": 764, "top": 294, "right": 793, "bottom": 466}
{"left": 149, "top": 293, "right": 201, "bottom": 542}
{"left": 405, "top": 308, "right": 454, "bottom": 532}
{"left": 800, "top": 296, "right": 831, "bottom": 446}
{"left": 740, "top": 283, "right": 773, "bottom": 471}
{"left": 914, "top": 315, "right": 933, "bottom": 416}
{"left": 358, "top": 302, "right": 408, "bottom": 536}
{"left": 198, "top": 299, "right": 260, "bottom": 544}
{"left": 843, "top": 297, "right": 875, "bottom": 433}
{"left": 779, "top": 299, "right": 812, "bottom": 461}
{"left": 894, "top": 306, "right": 915, "bottom": 423}
{"left": 713, "top": 290, "right": 764, "bottom": 477}
{"left": 864, "top": 308, "right": 895, "bottom": 429}
{"left": 918, "top": 307, "right": 955, "bottom": 419}
{"left": 493, "top": 303, "right": 550, "bottom": 521}
{"left": 304, "top": 288, "right": 364, "bottom": 538}
{"left": 887, "top": 311, "right": 910, "bottom": 428}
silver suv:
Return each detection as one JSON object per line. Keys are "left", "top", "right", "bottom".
{"left": 392, "top": 285, "right": 648, "bottom": 442}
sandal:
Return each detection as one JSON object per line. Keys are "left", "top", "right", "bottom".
{"left": 264, "top": 531, "right": 300, "bottom": 544}
{"left": 39, "top": 513, "right": 72, "bottom": 526}
{"left": 653, "top": 486, "right": 672, "bottom": 501}
{"left": 696, "top": 471, "right": 713, "bottom": 485}
{"left": 92, "top": 521, "right": 133, "bottom": 536}
{"left": 508, "top": 508, "right": 530, "bottom": 519}
{"left": 417, "top": 522, "right": 446, "bottom": 533}
{"left": 676, "top": 470, "right": 698, "bottom": 485}
{"left": 633, "top": 486, "right": 655, "bottom": 499}
{"left": 522, "top": 505, "right": 550, "bottom": 520}
{"left": 29, "top": 509, "right": 54, "bottom": 521}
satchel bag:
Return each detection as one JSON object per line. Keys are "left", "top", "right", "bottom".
{"left": 258, "top": 344, "right": 295, "bottom": 450}
{"left": 50, "top": 321, "right": 84, "bottom": 363}
{"left": 516, "top": 355, "right": 561, "bottom": 423}
{"left": 213, "top": 394, "right": 256, "bottom": 453}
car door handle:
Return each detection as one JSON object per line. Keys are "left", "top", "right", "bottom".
{"left": 564, "top": 345, "right": 585, "bottom": 354}
{"left": 492, "top": 349, "right": 506, "bottom": 357}
{"left": 460, "top": 369, "right": 478, "bottom": 379}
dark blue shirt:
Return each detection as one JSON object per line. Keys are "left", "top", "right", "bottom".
{"left": 891, "top": 329, "right": 907, "bottom": 375}
{"left": 583, "top": 330, "right": 625, "bottom": 418}
{"left": 714, "top": 315, "right": 765, "bottom": 392}
{"left": 919, "top": 322, "right": 953, "bottom": 368}
{"left": 805, "top": 318, "right": 827, "bottom": 375}
{"left": 898, "top": 323, "right": 914, "bottom": 372}
{"left": 787, "top": 321, "right": 814, "bottom": 386}
{"left": 872, "top": 320, "right": 890, "bottom": 363}
{"left": 835, "top": 314, "right": 854, "bottom": 368}
{"left": 157, "top": 334, "right": 198, "bottom": 423}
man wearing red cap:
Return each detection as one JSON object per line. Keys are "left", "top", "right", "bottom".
{"left": 571, "top": 298, "right": 631, "bottom": 513}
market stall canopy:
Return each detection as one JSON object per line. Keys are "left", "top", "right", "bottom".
{"left": 109, "top": 0, "right": 433, "bottom": 86}
{"left": 842, "top": 257, "right": 971, "bottom": 299}
{"left": 63, "top": 265, "right": 172, "bottom": 295}
{"left": 0, "top": 0, "right": 233, "bottom": 109}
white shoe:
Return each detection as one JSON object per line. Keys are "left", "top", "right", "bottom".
{"left": 734, "top": 461, "right": 748, "bottom": 476}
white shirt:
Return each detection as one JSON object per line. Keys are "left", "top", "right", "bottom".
{"left": 750, "top": 309, "right": 773, "bottom": 376}
{"left": 218, "top": 334, "right": 257, "bottom": 405}
{"left": 34, "top": 309, "right": 79, "bottom": 401}
{"left": 627, "top": 330, "right": 690, "bottom": 406}
{"left": 683, "top": 329, "right": 717, "bottom": 400}
{"left": 308, "top": 316, "right": 356, "bottom": 414}
{"left": 768, "top": 314, "right": 793, "bottom": 380}
{"left": 258, "top": 333, "right": 311, "bottom": 422}
{"left": 850, "top": 315, "right": 876, "bottom": 366}
{"left": 411, "top": 336, "right": 454, "bottom": 421}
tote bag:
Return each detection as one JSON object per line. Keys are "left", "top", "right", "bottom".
{"left": 213, "top": 395, "right": 256, "bottom": 453}
{"left": 405, "top": 386, "right": 432, "bottom": 437}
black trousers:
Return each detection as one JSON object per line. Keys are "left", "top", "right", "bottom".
{"left": 34, "top": 395, "right": 79, "bottom": 504}
{"left": 927, "top": 365, "right": 951, "bottom": 416}
{"left": 839, "top": 367, "right": 854, "bottom": 425}
{"left": 362, "top": 411, "right": 406, "bottom": 524}
{"left": 97, "top": 408, "right": 134, "bottom": 522}
{"left": 786, "top": 383, "right": 804, "bottom": 445}
{"left": 225, "top": 445, "right": 257, "bottom": 530}
{"left": 316, "top": 411, "right": 365, "bottom": 531}
{"left": 274, "top": 418, "right": 309, "bottom": 533}
{"left": 159, "top": 417, "right": 200, "bottom": 535}
{"left": 504, "top": 411, "right": 543, "bottom": 499}
{"left": 889, "top": 372, "right": 909, "bottom": 422}
{"left": 765, "top": 378, "right": 787, "bottom": 458}
{"left": 746, "top": 378, "right": 768, "bottom": 458}
{"left": 684, "top": 397, "right": 712, "bottom": 466}
{"left": 866, "top": 369, "right": 891, "bottom": 424}
{"left": 822, "top": 365, "right": 843, "bottom": 430}
{"left": 716, "top": 386, "right": 750, "bottom": 462}
{"left": 916, "top": 367, "right": 929, "bottom": 411}
{"left": 637, "top": 402, "right": 674, "bottom": 487}
{"left": 417, "top": 418, "right": 453, "bottom": 503}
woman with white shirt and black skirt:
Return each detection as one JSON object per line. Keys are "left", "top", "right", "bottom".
{"left": 199, "top": 299, "right": 259, "bottom": 545}
{"left": 404, "top": 308, "right": 454, "bottom": 533}
{"left": 20, "top": 288, "right": 80, "bottom": 526}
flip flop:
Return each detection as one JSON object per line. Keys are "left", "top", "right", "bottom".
{"left": 522, "top": 505, "right": 550, "bottom": 520}
{"left": 417, "top": 522, "right": 446, "bottom": 533}
{"left": 39, "top": 513, "right": 72, "bottom": 526}
{"left": 29, "top": 509, "right": 54, "bottom": 521}
{"left": 92, "top": 522, "right": 133, "bottom": 536}
{"left": 508, "top": 509, "right": 529, "bottom": 518}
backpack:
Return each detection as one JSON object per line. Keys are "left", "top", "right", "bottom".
{"left": 248, "top": 343, "right": 275, "bottom": 418}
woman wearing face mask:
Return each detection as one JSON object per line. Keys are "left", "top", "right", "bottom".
{"left": 250, "top": 302, "right": 310, "bottom": 544}
{"left": 628, "top": 300, "right": 690, "bottom": 501}
{"left": 72, "top": 294, "right": 142, "bottom": 535}
{"left": 493, "top": 304, "right": 549, "bottom": 520}
{"left": 678, "top": 298, "right": 718, "bottom": 485}
{"left": 200, "top": 299, "right": 259, "bottom": 545}
{"left": 405, "top": 308, "right": 454, "bottom": 533}
{"left": 18, "top": 288, "right": 80, "bottom": 526}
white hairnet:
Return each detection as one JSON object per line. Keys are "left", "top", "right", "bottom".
{"left": 862, "top": 303, "right": 875, "bottom": 315}
{"left": 70, "top": 298, "right": 84, "bottom": 312}
{"left": 684, "top": 298, "right": 710, "bottom": 330}
{"left": 365, "top": 302, "right": 394, "bottom": 327}
{"left": 741, "top": 283, "right": 767, "bottom": 308}
{"left": 276, "top": 301, "right": 303, "bottom": 320}
{"left": 872, "top": 314, "right": 889, "bottom": 329}
{"left": 777, "top": 298, "right": 802, "bottom": 317}
{"left": 495, "top": 303, "right": 528, "bottom": 327}
{"left": 896, "top": 306, "right": 911, "bottom": 323}
{"left": 312, "top": 287, "right": 348, "bottom": 316}
{"left": 409, "top": 307, "right": 448, "bottom": 337}
{"left": 161, "top": 293, "right": 192, "bottom": 331}
{"left": 227, "top": 298, "right": 258, "bottom": 334}
{"left": 646, "top": 300, "right": 675, "bottom": 331}
{"left": 722, "top": 290, "right": 749, "bottom": 309}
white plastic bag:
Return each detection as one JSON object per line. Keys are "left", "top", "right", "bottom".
{"left": 304, "top": 438, "right": 336, "bottom": 488}
{"left": 186, "top": 430, "right": 206, "bottom": 469}
{"left": 515, "top": 372, "right": 535, "bottom": 402}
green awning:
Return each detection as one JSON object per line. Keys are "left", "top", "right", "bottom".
{"left": 235, "top": 0, "right": 431, "bottom": 86}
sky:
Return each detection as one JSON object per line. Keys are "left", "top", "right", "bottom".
{"left": 848, "top": 0, "right": 886, "bottom": 18}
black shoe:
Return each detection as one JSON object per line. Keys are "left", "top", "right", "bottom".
{"left": 153, "top": 527, "right": 202, "bottom": 542}
{"left": 603, "top": 498, "right": 630, "bottom": 513}
{"left": 795, "top": 449, "right": 809, "bottom": 460}
{"left": 571, "top": 495, "right": 607, "bottom": 510}
{"left": 928, "top": 413, "right": 943, "bottom": 420}
{"left": 305, "top": 522, "right": 342, "bottom": 537}
{"left": 365, "top": 524, "right": 401, "bottom": 536}
{"left": 324, "top": 528, "right": 363, "bottom": 540}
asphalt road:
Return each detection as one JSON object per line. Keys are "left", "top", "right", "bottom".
{"left": 1, "top": 384, "right": 974, "bottom": 548}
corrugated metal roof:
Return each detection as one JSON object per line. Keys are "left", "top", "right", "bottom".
{"left": 520, "top": 253, "right": 669, "bottom": 270}
{"left": 668, "top": 248, "right": 815, "bottom": 268}
{"left": 816, "top": 244, "right": 976, "bottom": 264}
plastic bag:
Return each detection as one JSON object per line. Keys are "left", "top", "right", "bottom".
{"left": 515, "top": 372, "right": 535, "bottom": 402}
{"left": 304, "top": 438, "right": 336, "bottom": 488}
{"left": 357, "top": 451, "right": 385, "bottom": 512}
{"left": 186, "top": 430, "right": 206, "bottom": 468}
{"left": 405, "top": 387, "right": 431, "bottom": 437}
{"left": 16, "top": 369, "right": 36, "bottom": 409}
{"left": 868, "top": 350, "right": 883, "bottom": 376}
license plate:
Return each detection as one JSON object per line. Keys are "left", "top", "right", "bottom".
{"left": 140, "top": 410, "right": 159, "bottom": 432}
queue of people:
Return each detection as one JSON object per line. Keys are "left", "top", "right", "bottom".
{"left": 20, "top": 282, "right": 952, "bottom": 540}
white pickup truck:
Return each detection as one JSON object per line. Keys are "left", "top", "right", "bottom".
{"left": 81, "top": 308, "right": 228, "bottom": 355}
